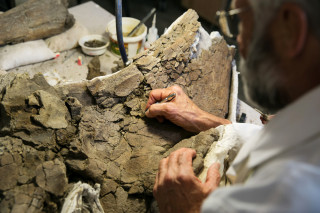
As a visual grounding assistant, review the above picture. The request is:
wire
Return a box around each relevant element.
[115,0,128,65]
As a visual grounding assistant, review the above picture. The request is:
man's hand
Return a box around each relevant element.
[145,85,231,132]
[153,148,221,213]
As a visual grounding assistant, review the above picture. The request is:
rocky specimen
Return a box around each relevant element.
[0,0,75,45]
[0,10,235,212]
[136,11,234,117]
[87,56,105,80]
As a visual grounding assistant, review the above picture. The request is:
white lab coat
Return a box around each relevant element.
[202,85,320,213]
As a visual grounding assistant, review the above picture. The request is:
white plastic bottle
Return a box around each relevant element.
[144,14,159,50]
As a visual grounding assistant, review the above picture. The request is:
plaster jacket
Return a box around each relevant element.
[202,85,320,212]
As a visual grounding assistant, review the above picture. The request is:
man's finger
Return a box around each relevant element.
[153,171,159,197]
[178,148,196,171]
[147,89,174,108]
[147,89,164,105]
[146,102,170,118]
[204,163,221,192]
[173,149,197,185]
[158,157,169,184]
[167,151,180,175]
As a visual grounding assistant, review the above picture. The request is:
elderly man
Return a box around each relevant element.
[145,0,320,212]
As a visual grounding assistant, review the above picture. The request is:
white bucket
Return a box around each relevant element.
[106,17,147,58]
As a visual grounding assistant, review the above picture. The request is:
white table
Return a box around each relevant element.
[69,1,114,35]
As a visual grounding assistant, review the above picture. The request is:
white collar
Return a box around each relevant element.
[231,85,320,174]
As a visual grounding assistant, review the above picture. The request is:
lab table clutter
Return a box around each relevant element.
[0,1,155,86]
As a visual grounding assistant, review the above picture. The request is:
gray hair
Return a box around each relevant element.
[248,0,320,39]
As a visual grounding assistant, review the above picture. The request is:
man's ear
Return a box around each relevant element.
[275,3,308,58]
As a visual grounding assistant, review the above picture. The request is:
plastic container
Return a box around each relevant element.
[106,17,147,58]
[79,35,109,56]
[144,14,158,50]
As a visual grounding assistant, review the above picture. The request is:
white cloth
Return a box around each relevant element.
[61,181,104,213]
[202,85,320,213]
[199,123,262,182]
[0,40,55,70]
[45,21,89,53]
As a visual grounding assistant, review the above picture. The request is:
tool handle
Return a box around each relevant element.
[128,8,156,37]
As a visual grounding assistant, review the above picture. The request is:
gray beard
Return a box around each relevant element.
[239,33,289,114]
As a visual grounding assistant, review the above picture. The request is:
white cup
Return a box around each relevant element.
[107,17,147,58]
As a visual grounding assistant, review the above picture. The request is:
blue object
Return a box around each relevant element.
[115,0,128,65]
